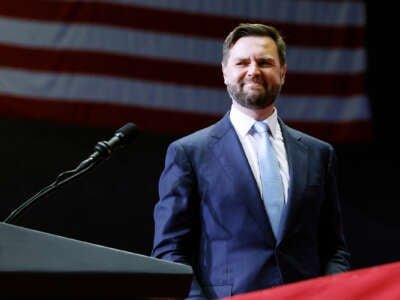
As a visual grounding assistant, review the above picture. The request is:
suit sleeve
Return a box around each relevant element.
[320,146,351,274]
[151,141,200,265]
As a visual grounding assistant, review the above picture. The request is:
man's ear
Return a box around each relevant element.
[280,64,287,84]
[221,63,228,85]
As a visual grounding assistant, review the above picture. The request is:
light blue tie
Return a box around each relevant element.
[253,121,284,238]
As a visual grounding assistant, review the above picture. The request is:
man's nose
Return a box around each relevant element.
[247,62,260,77]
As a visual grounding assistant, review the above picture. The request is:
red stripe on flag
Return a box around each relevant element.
[0,94,373,143]
[0,0,365,48]
[0,43,364,96]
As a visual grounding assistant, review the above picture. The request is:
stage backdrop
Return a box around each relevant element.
[1,0,370,143]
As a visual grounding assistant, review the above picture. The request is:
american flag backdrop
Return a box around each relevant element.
[0,0,371,143]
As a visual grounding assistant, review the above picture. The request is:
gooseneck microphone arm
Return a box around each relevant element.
[3,160,97,224]
[3,123,138,225]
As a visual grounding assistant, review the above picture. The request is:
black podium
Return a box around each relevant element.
[0,222,193,298]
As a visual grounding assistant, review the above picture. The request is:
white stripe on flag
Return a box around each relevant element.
[0,17,366,74]
[95,0,365,26]
[0,68,370,121]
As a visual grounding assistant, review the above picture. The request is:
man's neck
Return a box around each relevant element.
[232,101,275,121]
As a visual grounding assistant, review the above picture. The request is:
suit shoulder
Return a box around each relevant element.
[169,122,218,150]
[286,126,334,151]
[171,114,231,147]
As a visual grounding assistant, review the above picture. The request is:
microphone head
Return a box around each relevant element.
[115,122,139,145]
[92,122,139,160]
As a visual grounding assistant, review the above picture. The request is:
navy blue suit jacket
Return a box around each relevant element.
[152,113,350,299]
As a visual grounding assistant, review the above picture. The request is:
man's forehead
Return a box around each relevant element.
[232,36,275,47]
[232,53,275,59]
[228,37,278,57]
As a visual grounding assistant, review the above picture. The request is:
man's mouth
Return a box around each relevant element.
[244,81,264,89]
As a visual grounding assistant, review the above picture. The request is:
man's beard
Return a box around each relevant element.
[226,82,281,110]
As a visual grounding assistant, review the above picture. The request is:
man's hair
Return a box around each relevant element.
[222,23,286,66]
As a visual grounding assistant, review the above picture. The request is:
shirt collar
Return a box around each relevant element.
[229,105,280,138]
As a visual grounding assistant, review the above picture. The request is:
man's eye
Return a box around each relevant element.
[259,61,271,66]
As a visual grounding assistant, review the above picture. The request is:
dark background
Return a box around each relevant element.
[0,1,398,271]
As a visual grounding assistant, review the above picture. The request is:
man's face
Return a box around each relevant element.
[222,36,286,110]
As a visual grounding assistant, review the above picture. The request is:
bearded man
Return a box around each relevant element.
[152,23,351,299]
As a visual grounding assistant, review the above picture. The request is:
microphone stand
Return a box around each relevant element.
[3,122,138,225]
[3,141,111,225]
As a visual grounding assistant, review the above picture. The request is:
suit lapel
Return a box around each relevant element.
[209,114,274,240]
[277,121,308,244]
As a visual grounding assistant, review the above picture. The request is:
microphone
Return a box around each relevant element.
[76,122,139,171]
[3,122,139,224]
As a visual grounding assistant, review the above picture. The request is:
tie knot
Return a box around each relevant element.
[253,121,269,134]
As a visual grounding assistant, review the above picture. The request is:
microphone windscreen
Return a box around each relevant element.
[116,123,139,144]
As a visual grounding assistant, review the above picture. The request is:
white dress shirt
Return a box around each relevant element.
[229,105,290,203]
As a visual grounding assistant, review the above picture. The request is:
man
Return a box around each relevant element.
[152,23,351,299]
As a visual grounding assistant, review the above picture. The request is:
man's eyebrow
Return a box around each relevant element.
[233,57,249,61]
[257,55,275,60]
